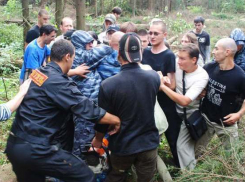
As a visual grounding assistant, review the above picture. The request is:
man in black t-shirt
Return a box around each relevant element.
[196,38,245,153]
[24,9,49,49]
[142,19,182,167]
[93,33,160,182]
[190,16,210,63]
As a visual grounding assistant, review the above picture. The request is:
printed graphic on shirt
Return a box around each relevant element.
[30,69,48,86]
[207,78,226,106]
[198,37,206,43]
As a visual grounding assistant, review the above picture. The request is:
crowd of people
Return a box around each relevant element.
[0,6,245,182]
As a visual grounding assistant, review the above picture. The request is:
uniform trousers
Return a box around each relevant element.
[5,135,95,182]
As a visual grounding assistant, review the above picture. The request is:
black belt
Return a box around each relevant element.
[8,133,29,144]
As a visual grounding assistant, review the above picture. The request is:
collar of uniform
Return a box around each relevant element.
[121,63,140,71]
[47,61,63,74]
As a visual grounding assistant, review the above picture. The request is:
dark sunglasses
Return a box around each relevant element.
[148,31,162,36]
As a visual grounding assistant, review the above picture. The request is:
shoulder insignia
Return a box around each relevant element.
[29,69,48,86]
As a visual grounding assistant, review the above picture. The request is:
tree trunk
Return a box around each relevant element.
[76,0,86,30]
[22,0,30,51]
[39,0,48,8]
[95,0,98,17]
[101,0,104,15]
[132,0,136,17]
[55,0,64,35]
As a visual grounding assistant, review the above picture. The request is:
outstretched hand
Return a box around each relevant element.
[74,64,90,78]
[19,79,32,96]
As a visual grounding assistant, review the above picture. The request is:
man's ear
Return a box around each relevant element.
[163,32,167,38]
[64,53,70,61]
[192,57,197,65]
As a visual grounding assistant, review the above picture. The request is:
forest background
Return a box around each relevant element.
[0,0,245,181]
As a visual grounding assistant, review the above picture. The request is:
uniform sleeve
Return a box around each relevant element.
[52,84,106,124]
[25,29,39,43]
[0,104,11,121]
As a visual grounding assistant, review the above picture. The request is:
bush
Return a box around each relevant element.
[187,6,203,14]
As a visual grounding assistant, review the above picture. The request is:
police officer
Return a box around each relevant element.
[5,39,120,182]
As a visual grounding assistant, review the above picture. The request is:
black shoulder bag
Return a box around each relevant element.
[182,71,207,141]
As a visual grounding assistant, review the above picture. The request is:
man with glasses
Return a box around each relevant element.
[142,19,182,167]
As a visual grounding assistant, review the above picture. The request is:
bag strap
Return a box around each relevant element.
[182,71,188,126]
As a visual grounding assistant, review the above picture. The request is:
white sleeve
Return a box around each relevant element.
[185,72,209,101]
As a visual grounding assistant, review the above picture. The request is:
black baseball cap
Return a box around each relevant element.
[64,29,76,40]
[119,32,142,63]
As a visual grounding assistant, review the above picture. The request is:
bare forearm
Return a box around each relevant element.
[160,85,191,106]
[99,112,120,125]
[5,92,25,113]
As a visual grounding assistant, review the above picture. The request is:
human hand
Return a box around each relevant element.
[74,64,90,78]
[19,79,31,96]
[108,123,121,135]
[223,113,241,125]
[92,136,103,148]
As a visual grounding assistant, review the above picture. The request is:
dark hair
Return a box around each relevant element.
[88,31,98,41]
[120,22,137,33]
[194,16,205,25]
[179,43,199,63]
[137,29,148,36]
[112,7,122,15]
[51,39,74,62]
[64,29,76,40]
[38,9,48,16]
[40,25,58,36]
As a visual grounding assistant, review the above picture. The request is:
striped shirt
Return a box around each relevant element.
[0,104,11,121]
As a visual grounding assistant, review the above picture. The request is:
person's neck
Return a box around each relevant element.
[218,58,235,70]
[193,29,202,34]
[37,37,45,48]
[185,65,198,73]
[151,43,167,54]
[55,61,68,74]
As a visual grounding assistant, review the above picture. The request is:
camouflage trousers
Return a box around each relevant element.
[73,117,95,158]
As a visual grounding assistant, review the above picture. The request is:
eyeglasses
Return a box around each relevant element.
[148,31,163,36]
[87,40,94,44]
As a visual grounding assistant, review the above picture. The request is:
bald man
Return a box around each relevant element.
[196,38,245,154]
[49,17,74,47]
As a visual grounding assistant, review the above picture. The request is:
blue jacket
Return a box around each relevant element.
[230,28,245,71]
[71,30,120,102]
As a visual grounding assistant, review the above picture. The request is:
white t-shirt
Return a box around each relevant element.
[175,60,209,114]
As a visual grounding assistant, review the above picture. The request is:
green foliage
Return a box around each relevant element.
[0,23,22,76]
[0,77,19,165]
[175,121,245,181]
[0,23,23,46]
[3,0,22,19]
[187,6,203,14]
[221,0,245,13]
[211,12,232,19]
[167,13,192,35]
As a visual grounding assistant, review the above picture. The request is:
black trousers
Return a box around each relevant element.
[5,135,95,182]
[160,103,182,167]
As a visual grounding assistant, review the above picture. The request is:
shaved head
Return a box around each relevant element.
[217,38,237,56]
[110,31,125,51]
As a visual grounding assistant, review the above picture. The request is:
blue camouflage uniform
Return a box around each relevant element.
[230,28,245,72]
[71,30,120,157]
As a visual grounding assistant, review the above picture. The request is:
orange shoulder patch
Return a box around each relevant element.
[29,69,48,86]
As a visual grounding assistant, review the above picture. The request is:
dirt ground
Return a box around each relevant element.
[0,164,16,182]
